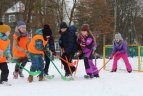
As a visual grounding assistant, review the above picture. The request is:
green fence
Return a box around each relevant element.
[105,45,143,58]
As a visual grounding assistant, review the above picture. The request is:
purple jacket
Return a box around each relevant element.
[78,35,96,57]
[112,40,127,54]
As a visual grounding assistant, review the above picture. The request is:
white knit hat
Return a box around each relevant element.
[115,33,123,40]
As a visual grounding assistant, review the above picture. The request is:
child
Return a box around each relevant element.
[42,24,56,76]
[0,23,12,85]
[12,21,29,79]
[58,22,77,77]
[78,24,99,79]
[110,33,132,73]
[28,29,49,83]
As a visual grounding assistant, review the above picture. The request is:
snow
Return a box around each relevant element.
[0,58,143,96]
[105,57,143,71]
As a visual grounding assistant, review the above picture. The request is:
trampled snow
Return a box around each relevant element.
[0,58,143,96]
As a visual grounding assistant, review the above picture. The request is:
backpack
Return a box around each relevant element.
[69,25,80,53]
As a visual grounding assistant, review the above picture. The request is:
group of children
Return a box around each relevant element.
[0,21,132,85]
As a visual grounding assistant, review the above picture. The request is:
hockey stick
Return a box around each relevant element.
[93,52,118,73]
[5,54,41,76]
[50,50,77,66]
[12,58,41,76]
[74,57,80,77]
[45,51,74,81]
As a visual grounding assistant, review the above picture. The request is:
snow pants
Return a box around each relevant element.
[84,51,99,75]
[0,62,9,83]
[112,52,132,71]
[30,54,44,76]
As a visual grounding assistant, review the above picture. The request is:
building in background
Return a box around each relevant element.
[2,1,25,26]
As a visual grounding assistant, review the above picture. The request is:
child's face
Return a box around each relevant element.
[5,31,10,36]
[115,38,120,42]
[46,36,50,39]
[81,31,88,36]
[19,27,26,33]
[60,28,67,33]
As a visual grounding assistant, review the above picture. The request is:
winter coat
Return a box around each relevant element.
[59,26,78,54]
[48,36,55,52]
[78,34,96,58]
[112,40,127,55]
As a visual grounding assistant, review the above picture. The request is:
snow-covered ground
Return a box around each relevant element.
[0,58,143,96]
[105,57,143,71]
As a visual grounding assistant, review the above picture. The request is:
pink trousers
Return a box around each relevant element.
[112,52,132,71]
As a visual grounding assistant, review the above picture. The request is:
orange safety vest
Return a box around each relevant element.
[0,38,10,63]
[12,34,29,58]
[28,34,48,55]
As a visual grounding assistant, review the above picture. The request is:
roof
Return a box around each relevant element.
[5,1,25,14]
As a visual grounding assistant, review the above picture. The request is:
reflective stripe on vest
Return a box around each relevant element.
[0,38,10,63]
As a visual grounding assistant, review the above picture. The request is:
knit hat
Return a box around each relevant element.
[60,22,68,29]
[16,20,26,28]
[42,24,52,36]
[114,33,123,40]
[0,24,11,33]
[0,21,3,25]
[42,24,52,41]
[81,24,90,32]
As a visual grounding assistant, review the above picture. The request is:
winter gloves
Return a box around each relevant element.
[109,54,114,59]
[74,51,81,58]
[0,49,12,62]
[80,35,86,48]
[52,51,56,56]
[110,51,120,59]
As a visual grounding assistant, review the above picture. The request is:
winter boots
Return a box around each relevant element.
[111,68,117,72]
[84,73,99,79]
[39,76,45,81]
[128,70,132,73]
[0,81,12,86]
[19,69,24,77]
[65,66,76,77]
[28,75,45,83]
[94,74,100,78]
[13,69,24,79]
[111,68,132,73]
[28,75,33,83]
[13,72,18,79]
[84,74,94,79]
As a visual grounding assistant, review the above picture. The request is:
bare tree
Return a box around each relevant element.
[112,0,139,44]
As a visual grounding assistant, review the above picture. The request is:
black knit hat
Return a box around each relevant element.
[42,24,52,40]
[60,22,68,29]
[0,21,3,25]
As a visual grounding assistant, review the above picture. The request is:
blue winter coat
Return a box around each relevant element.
[59,25,78,54]
[112,40,127,54]
[0,32,11,57]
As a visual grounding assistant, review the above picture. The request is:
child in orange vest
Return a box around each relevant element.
[12,21,29,79]
[0,23,12,86]
[28,29,49,83]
